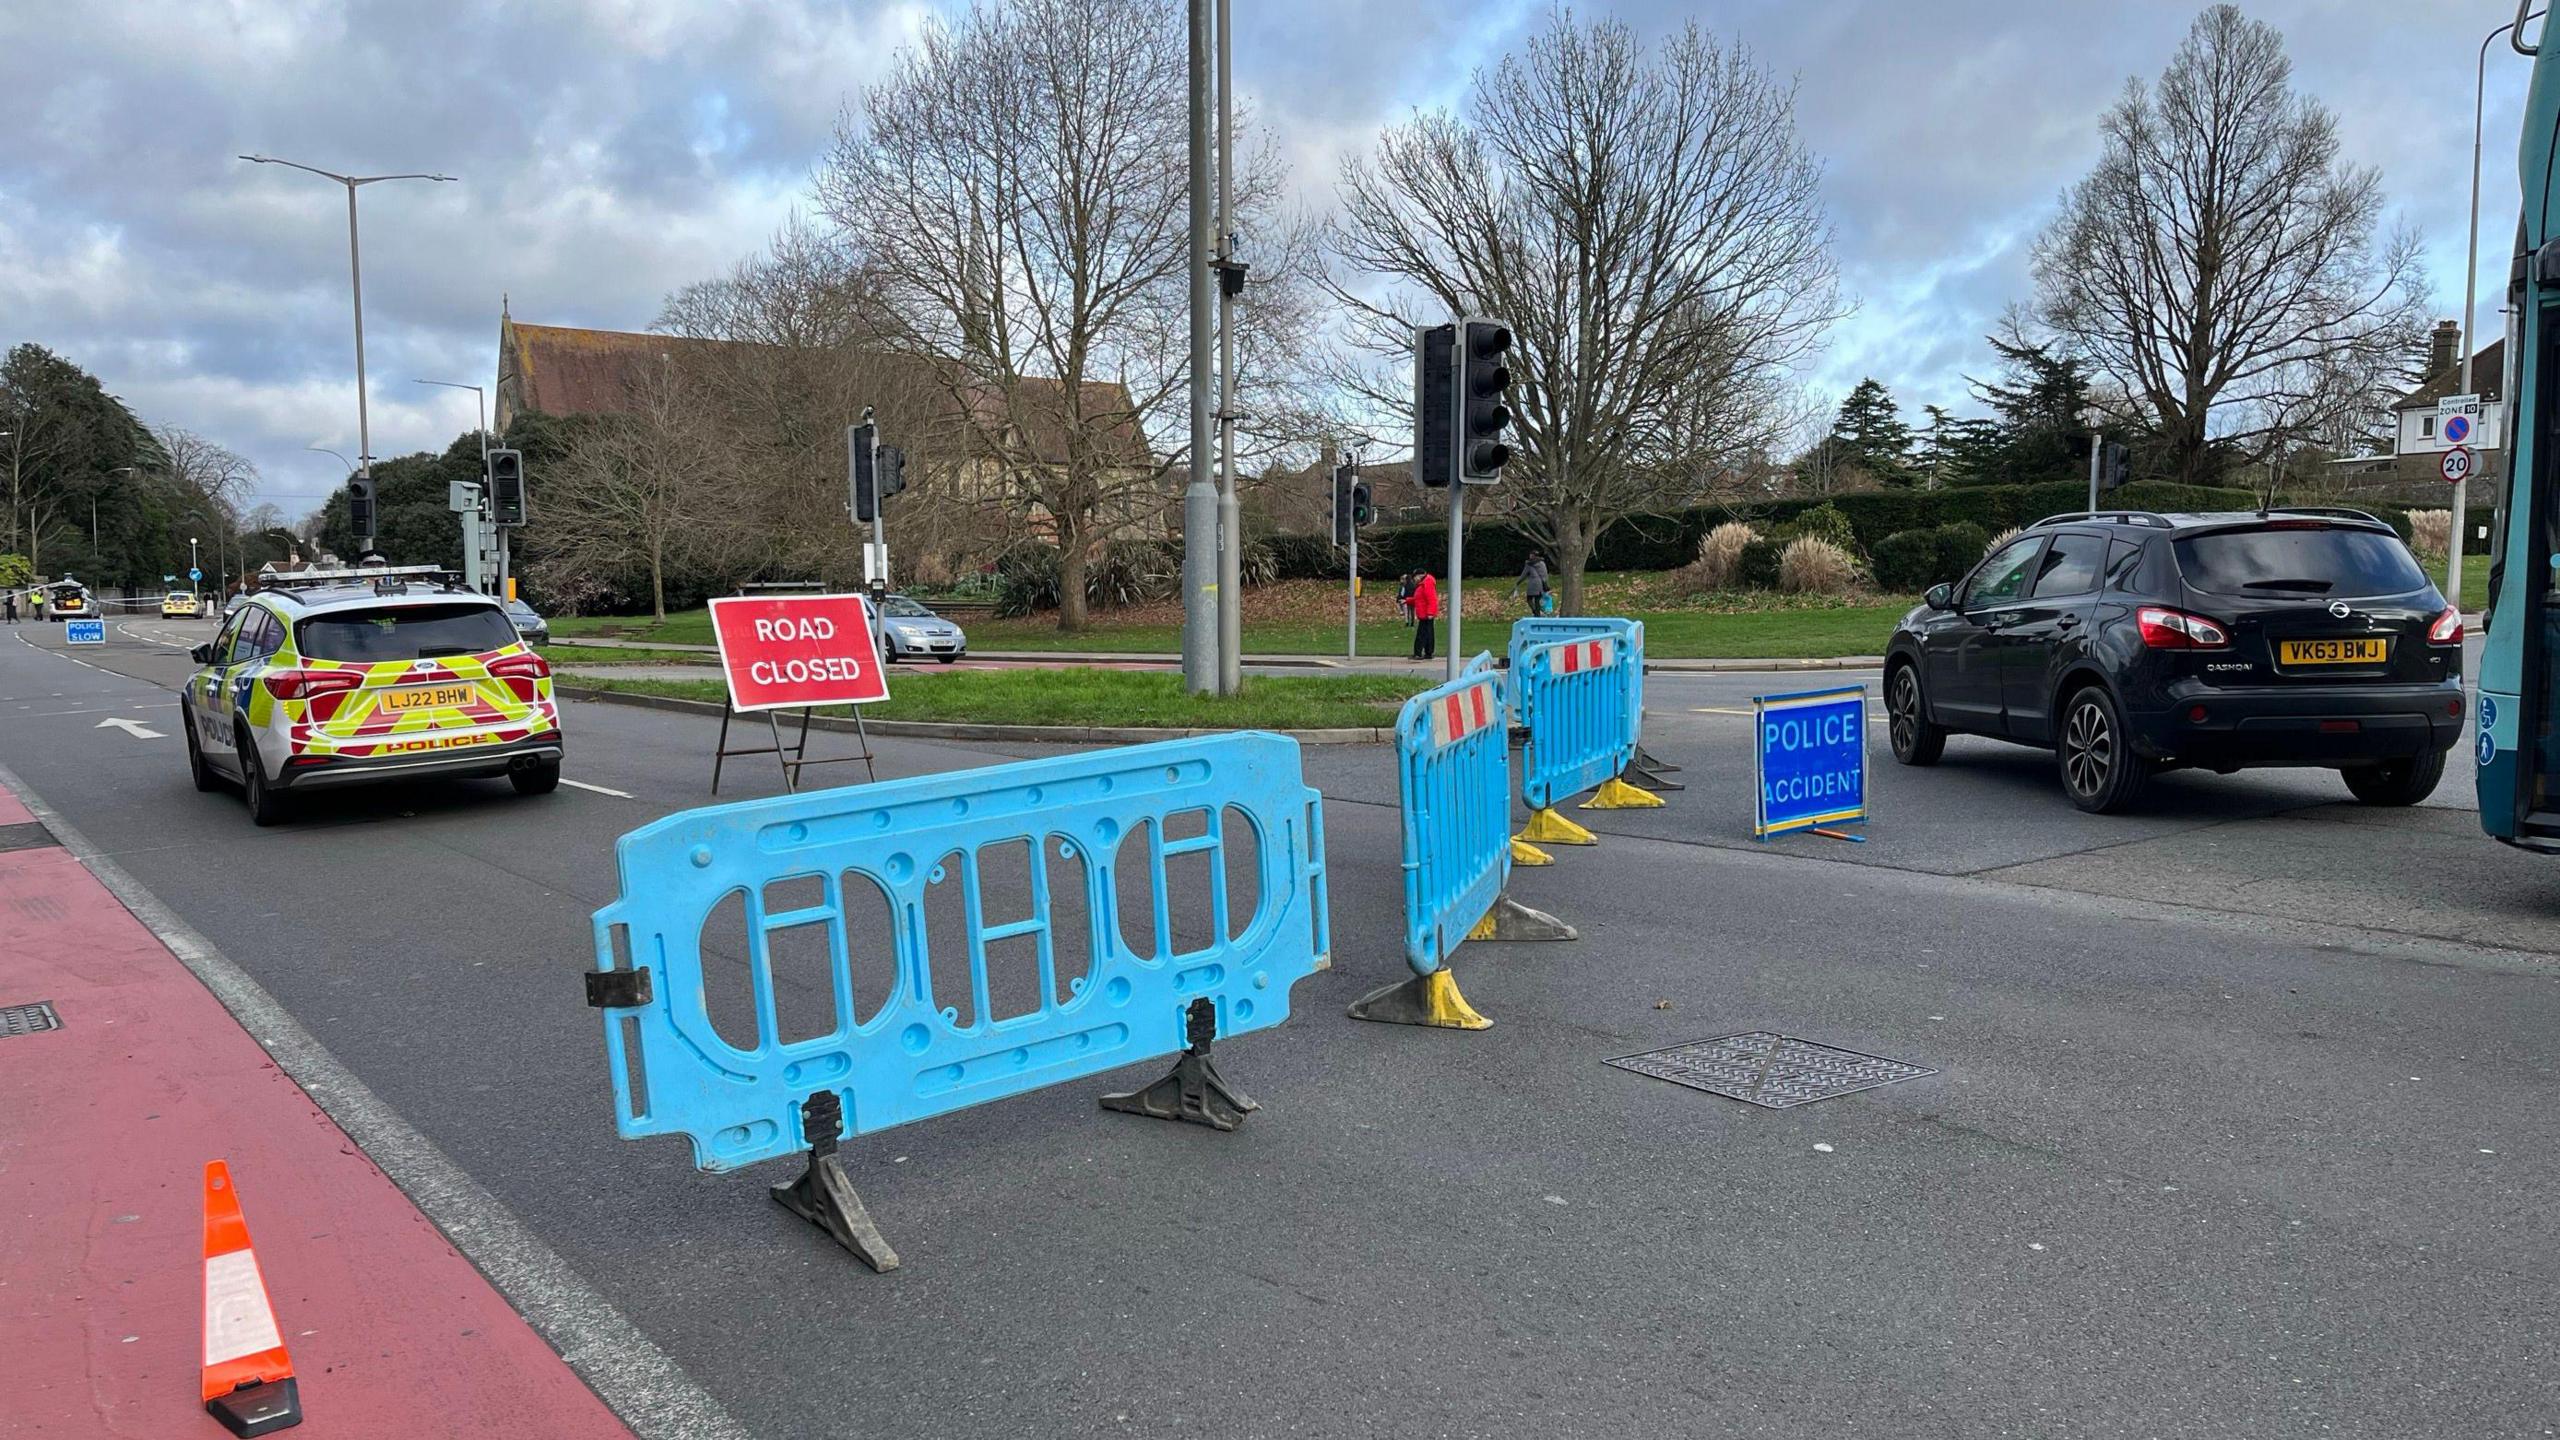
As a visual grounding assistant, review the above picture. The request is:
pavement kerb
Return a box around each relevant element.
[555,683,1394,744]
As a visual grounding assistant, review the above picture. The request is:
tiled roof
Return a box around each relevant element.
[2394,339,2504,410]
[496,317,1151,467]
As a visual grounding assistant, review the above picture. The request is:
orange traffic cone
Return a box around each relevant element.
[200,1160,303,1435]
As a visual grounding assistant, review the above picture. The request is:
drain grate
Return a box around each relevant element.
[0,822,56,854]
[0,1001,62,1039]
[1608,1032,1933,1109]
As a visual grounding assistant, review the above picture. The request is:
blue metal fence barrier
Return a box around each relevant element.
[585,731,1330,1268]
[1509,614,1679,792]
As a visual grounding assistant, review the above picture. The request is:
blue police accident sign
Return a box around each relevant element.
[1753,684,1868,838]
[65,619,105,645]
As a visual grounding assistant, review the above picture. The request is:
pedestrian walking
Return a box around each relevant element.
[3,591,16,625]
[1396,571,1417,624]
[1410,570,1439,661]
[1511,552,1550,617]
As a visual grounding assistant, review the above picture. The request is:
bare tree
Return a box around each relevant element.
[533,362,739,620]
[814,0,1310,628]
[2031,5,2425,486]
[1325,11,1840,612]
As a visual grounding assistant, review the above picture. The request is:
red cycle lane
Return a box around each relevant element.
[0,822,631,1439]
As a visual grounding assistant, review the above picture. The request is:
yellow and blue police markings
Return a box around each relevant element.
[1752,684,1868,840]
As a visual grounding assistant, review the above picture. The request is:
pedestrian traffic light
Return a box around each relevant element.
[1352,480,1374,528]
[488,448,527,526]
[2100,440,2131,493]
[346,475,376,545]
[1457,318,1513,485]
[1331,463,1357,547]
[1414,324,1456,488]
[849,421,880,522]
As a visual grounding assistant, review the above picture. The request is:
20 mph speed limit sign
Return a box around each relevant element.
[2441,445,2475,484]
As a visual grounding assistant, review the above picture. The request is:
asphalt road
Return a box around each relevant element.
[5,616,2557,1439]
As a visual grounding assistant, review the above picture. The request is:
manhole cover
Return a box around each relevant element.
[0,1001,62,1039]
[1608,1032,1933,1109]
[0,821,55,854]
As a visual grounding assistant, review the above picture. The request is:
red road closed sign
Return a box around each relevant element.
[708,594,890,712]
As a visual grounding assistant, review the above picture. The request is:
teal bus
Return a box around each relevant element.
[2482,6,2560,847]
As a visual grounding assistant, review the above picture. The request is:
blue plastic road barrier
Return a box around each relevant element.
[1508,616,1643,741]
[1753,685,1868,838]
[1517,635,1636,810]
[65,619,104,645]
[586,731,1330,1263]
[1400,664,1510,973]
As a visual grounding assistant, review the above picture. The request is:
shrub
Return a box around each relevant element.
[1784,502,1862,558]
[1870,530,1939,592]
[1983,526,2021,556]
[1675,521,1758,592]
[992,539,1180,616]
[1736,537,1785,590]
[1930,523,1989,585]
[1778,536,1862,595]
[2407,508,2452,561]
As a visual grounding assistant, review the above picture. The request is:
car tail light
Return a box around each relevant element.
[489,651,550,700]
[262,669,362,701]
[2136,606,2230,649]
[2427,606,2463,645]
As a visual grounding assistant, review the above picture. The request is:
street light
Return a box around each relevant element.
[238,154,455,549]
[2453,9,2542,613]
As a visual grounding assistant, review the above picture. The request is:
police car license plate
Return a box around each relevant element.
[378,682,479,712]
[2279,638,2387,666]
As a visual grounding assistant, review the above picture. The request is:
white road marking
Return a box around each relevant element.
[561,778,634,799]
[95,716,166,739]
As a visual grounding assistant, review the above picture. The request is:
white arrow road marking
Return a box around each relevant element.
[560,778,633,798]
[95,717,166,739]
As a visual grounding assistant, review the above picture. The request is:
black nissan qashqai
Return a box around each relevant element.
[1883,509,2466,814]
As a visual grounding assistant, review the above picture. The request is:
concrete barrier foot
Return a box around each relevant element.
[1581,776,1665,810]
[1467,893,1578,943]
[1509,837,1554,867]
[1100,1000,1260,1131]
[770,1149,901,1273]
[1518,807,1598,845]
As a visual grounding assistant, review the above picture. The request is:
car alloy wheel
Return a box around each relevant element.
[2062,696,2113,799]
[1888,669,1920,755]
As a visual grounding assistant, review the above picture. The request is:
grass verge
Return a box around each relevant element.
[540,642,716,665]
[563,666,1428,730]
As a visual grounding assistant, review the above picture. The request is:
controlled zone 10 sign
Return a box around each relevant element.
[708,593,889,713]
[1752,685,1868,838]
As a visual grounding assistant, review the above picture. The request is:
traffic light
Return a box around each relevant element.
[488,448,527,526]
[1352,480,1374,528]
[850,421,879,522]
[1331,463,1357,547]
[346,475,376,545]
[877,443,907,504]
[1414,324,1456,488]
[1458,318,1513,484]
[2099,440,2131,493]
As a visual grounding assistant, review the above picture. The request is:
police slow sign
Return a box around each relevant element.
[1752,685,1868,838]
[708,593,890,712]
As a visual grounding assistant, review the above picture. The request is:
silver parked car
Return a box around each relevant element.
[876,594,967,663]
[504,596,550,645]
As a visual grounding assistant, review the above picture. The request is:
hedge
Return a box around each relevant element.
[1282,484,2491,583]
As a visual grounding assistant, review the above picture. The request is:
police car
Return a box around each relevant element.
[181,565,563,824]
[161,590,201,618]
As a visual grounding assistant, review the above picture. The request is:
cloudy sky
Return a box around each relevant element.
[0,0,2528,518]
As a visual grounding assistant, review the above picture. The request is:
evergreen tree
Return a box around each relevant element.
[1827,377,1914,484]
[1960,333,2094,486]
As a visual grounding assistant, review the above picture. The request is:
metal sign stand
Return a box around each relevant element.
[707,583,881,796]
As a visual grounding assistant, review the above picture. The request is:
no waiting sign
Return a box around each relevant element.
[2441,445,2474,485]
[708,593,889,712]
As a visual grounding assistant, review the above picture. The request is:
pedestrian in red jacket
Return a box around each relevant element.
[1410,571,1439,661]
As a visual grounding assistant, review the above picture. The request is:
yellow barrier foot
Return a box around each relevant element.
[1466,892,1578,943]
[1518,807,1598,845]
[1099,997,1260,1131]
[1346,968,1491,1030]
[769,1092,901,1271]
[1581,776,1665,810]
[1510,838,1554,867]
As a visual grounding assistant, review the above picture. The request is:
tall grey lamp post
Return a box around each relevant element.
[2452,9,2542,611]
[237,155,455,549]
